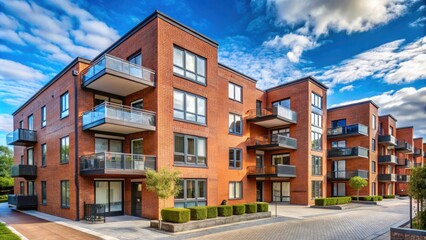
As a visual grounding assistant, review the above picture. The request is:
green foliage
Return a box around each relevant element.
[351,196,383,201]
[161,208,190,223]
[377,196,383,201]
[0,223,20,240]
[349,176,368,201]
[245,203,257,214]
[315,197,352,206]
[145,168,182,200]
[232,204,245,215]
[217,205,232,217]
[206,206,218,218]
[383,194,395,199]
[187,207,207,220]
[0,146,13,188]
[256,202,269,212]
[0,195,8,203]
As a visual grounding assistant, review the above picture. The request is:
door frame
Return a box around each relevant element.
[94,180,125,216]
[271,181,290,202]
[131,182,142,217]
[256,181,264,202]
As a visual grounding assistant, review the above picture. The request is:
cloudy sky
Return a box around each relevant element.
[0,0,425,145]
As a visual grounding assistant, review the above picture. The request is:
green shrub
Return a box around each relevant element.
[383,194,395,199]
[377,196,383,201]
[0,195,8,203]
[206,206,218,218]
[233,204,246,215]
[187,207,207,220]
[256,202,269,212]
[315,197,351,206]
[161,208,190,223]
[217,205,233,217]
[245,203,257,214]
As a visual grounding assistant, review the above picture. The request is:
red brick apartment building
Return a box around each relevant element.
[6,11,423,221]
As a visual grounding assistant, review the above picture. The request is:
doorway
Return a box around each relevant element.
[95,180,124,216]
[131,182,142,217]
[256,155,264,168]
[256,182,263,202]
[272,182,290,202]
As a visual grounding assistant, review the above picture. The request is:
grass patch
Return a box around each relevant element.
[0,223,20,240]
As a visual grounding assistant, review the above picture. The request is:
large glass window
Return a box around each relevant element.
[331,119,346,128]
[173,47,206,84]
[27,181,35,196]
[312,181,323,199]
[19,181,24,195]
[128,52,142,65]
[311,132,322,150]
[229,148,242,169]
[228,113,242,135]
[332,182,345,197]
[28,114,33,130]
[272,154,290,165]
[175,179,206,208]
[229,182,242,200]
[173,90,206,124]
[60,92,69,118]
[312,112,322,127]
[61,180,70,208]
[174,134,206,166]
[41,181,47,205]
[273,99,290,109]
[41,106,46,127]
[312,156,322,176]
[228,82,242,102]
[331,140,346,148]
[312,92,322,109]
[60,136,69,164]
[41,144,46,167]
[27,148,34,165]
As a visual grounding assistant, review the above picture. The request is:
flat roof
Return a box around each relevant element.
[379,114,398,122]
[265,76,328,92]
[328,100,380,111]
[397,126,414,130]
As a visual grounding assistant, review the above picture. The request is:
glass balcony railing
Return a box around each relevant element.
[246,105,297,126]
[396,158,411,168]
[397,175,410,182]
[396,141,413,152]
[378,135,397,146]
[11,164,37,180]
[82,55,155,85]
[327,124,368,138]
[80,152,156,175]
[327,147,369,159]
[413,147,423,157]
[246,134,297,150]
[8,194,38,210]
[247,164,296,178]
[6,129,37,146]
[327,170,368,179]
[378,173,397,182]
[378,155,398,165]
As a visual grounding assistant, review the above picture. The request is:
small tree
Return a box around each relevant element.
[0,146,14,189]
[408,166,426,229]
[145,168,182,229]
[349,176,368,201]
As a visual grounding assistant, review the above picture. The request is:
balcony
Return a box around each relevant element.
[413,147,423,157]
[80,152,156,176]
[327,170,368,180]
[327,124,368,138]
[378,135,398,147]
[8,195,37,210]
[246,134,297,151]
[327,147,369,159]
[6,129,37,146]
[397,174,410,182]
[247,164,296,179]
[11,164,37,180]
[378,173,397,182]
[82,102,156,134]
[396,158,411,168]
[395,141,413,153]
[246,105,297,128]
[378,155,398,165]
[82,55,155,96]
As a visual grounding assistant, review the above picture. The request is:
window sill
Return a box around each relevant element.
[173,118,207,127]
[61,206,70,209]
[228,198,242,201]
[60,162,69,165]
[228,98,243,104]
[311,149,323,153]
[173,73,207,87]
[174,164,208,169]
[229,167,242,170]
[40,165,47,168]
[60,115,69,120]
[228,132,243,137]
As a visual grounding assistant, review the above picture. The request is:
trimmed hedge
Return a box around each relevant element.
[383,194,395,199]
[161,208,190,223]
[187,207,207,220]
[245,203,257,214]
[315,197,352,206]
[233,204,246,215]
[352,196,384,201]
[256,202,269,212]
[206,206,218,219]
[218,205,233,217]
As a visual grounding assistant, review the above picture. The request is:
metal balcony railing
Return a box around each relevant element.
[327,170,368,179]
[378,155,398,165]
[413,147,423,157]
[327,124,368,137]
[246,134,297,149]
[397,175,410,182]
[396,141,413,152]
[6,129,37,145]
[378,173,397,182]
[80,152,156,173]
[327,147,369,159]
[11,164,37,180]
[8,195,38,210]
[247,164,296,178]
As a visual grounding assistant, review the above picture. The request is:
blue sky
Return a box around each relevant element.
[0,0,425,146]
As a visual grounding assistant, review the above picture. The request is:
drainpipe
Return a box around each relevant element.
[72,69,80,221]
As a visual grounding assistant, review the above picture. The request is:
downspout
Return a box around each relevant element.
[72,69,80,221]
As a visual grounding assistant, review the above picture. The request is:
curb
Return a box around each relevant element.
[0,219,29,240]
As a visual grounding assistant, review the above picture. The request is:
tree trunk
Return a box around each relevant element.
[357,189,360,201]
[158,199,165,230]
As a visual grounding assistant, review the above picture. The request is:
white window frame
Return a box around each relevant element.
[228,82,242,102]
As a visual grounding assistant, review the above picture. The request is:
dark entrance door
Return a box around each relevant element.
[256,182,263,202]
[131,183,142,217]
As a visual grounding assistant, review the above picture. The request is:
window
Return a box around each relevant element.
[256,100,262,117]
[312,156,322,175]
[41,144,46,167]
[41,106,46,127]
[173,47,206,84]
[175,179,206,208]
[312,181,322,199]
[372,115,376,130]
[173,90,206,124]
[311,132,322,150]
[41,181,47,205]
[272,154,290,165]
[372,182,376,196]
[20,155,24,164]
[272,128,290,137]
[228,113,242,135]
[27,181,35,195]
[333,182,346,197]
[229,182,242,199]
[372,161,376,173]
[389,126,394,136]
[131,99,143,110]
[61,180,70,208]
[27,148,34,165]
[60,92,69,118]
[60,136,69,164]
[28,114,33,130]
[128,52,142,65]
[273,99,290,109]
[19,120,23,129]
[312,92,322,109]
[387,164,393,173]
[228,82,242,102]
[19,181,24,195]
[229,148,242,169]
[331,140,346,148]
[174,134,206,166]
[331,119,346,128]
[372,139,376,151]
[312,112,322,127]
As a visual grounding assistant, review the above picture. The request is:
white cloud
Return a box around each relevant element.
[263,33,318,62]
[410,17,426,27]
[267,0,413,36]
[0,29,26,46]
[339,85,354,92]
[0,12,20,30]
[0,114,13,132]
[332,87,426,138]
[0,44,12,53]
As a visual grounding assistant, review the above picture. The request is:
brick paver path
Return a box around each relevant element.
[0,203,100,240]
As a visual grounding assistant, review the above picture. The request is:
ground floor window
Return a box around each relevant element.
[229,181,242,200]
[175,179,207,208]
[312,181,323,199]
[41,181,47,205]
[61,180,70,208]
[27,181,35,196]
[95,180,123,215]
[332,182,345,196]
[272,182,290,202]
[372,182,376,195]
[19,181,24,195]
